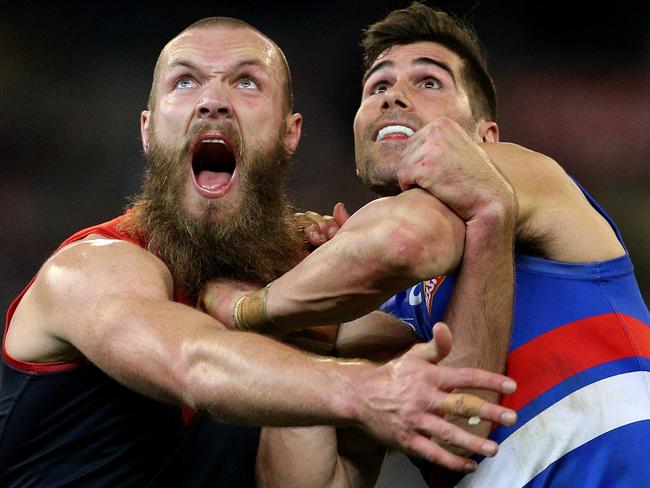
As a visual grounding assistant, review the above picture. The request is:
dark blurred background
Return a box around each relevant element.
[2,0,649,316]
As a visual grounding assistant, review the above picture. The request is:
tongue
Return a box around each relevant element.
[383,133,409,141]
[197,170,232,191]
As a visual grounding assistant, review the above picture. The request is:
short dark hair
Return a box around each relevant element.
[361,2,496,121]
[148,17,293,113]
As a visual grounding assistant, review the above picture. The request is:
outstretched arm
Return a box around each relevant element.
[6,237,516,472]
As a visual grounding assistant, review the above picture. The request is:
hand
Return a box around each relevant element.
[199,279,260,329]
[295,202,350,250]
[397,116,516,223]
[352,322,517,472]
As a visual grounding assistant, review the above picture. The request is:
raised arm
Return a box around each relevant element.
[390,117,516,487]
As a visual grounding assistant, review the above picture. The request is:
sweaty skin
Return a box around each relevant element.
[254,39,625,487]
[4,23,518,479]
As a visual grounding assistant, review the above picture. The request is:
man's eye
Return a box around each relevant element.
[175,77,196,89]
[372,83,390,95]
[422,78,441,89]
[238,78,259,89]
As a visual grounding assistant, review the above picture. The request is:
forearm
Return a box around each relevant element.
[86,296,362,427]
[433,202,516,463]
[257,427,340,488]
[257,426,383,488]
[264,189,465,331]
[442,206,516,373]
[181,324,367,426]
[201,190,464,334]
[335,311,418,362]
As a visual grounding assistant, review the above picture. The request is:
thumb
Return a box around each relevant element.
[432,321,452,358]
[333,202,351,226]
[406,322,453,363]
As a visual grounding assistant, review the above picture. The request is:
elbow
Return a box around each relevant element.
[175,328,237,420]
[176,341,214,412]
[378,210,465,281]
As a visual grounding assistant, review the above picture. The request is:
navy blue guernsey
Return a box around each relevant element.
[1,215,259,487]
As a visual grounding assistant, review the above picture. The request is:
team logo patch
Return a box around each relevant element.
[424,275,446,316]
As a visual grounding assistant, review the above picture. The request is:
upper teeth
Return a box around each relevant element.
[377,125,414,142]
[202,139,226,144]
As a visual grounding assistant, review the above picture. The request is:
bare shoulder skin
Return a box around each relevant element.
[480,142,625,262]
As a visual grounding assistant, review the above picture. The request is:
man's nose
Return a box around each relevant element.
[196,81,231,119]
[381,80,411,111]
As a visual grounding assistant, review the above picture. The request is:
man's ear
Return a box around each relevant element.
[284,112,303,154]
[140,110,151,153]
[478,120,499,143]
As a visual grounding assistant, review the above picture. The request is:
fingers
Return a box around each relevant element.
[440,393,486,418]
[423,413,499,459]
[198,280,253,329]
[404,411,506,471]
[431,321,452,357]
[406,434,478,472]
[396,162,422,192]
[437,391,517,427]
[406,341,448,364]
[404,322,452,363]
[434,366,517,398]
[333,202,350,226]
[295,211,342,247]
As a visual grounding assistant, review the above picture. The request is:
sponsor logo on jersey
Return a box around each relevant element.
[424,275,446,315]
[408,285,423,306]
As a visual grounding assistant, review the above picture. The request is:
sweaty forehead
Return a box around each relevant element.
[161,25,282,74]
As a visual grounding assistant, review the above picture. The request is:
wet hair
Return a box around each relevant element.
[147,17,293,113]
[361,2,496,121]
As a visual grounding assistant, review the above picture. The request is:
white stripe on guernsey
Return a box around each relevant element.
[457,371,650,488]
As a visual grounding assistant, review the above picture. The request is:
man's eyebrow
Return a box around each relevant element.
[413,57,456,86]
[165,58,199,73]
[362,56,457,87]
[233,59,267,71]
[165,58,267,74]
[362,60,393,87]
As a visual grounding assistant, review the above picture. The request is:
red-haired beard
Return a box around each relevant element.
[123,122,302,300]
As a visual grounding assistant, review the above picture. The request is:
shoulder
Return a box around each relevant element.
[482,143,625,262]
[6,236,172,363]
[41,235,172,302]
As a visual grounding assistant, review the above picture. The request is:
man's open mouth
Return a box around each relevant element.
[374,124,415,142]
[191,135,237,197]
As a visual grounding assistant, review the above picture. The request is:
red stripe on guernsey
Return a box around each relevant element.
[503,313,650,411]
[181,406,197,426]
[3,213,143,374]
[2,281,87,373]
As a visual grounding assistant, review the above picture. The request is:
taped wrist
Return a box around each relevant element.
[232,283,275,331]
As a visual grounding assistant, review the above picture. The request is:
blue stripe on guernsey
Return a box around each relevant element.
[510,255,646,350]
[525,420,650,487]
[491,356,650,444]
